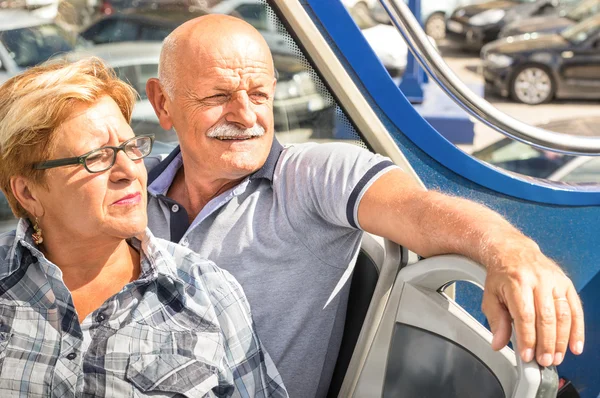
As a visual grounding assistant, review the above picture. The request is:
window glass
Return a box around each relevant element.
[88,20,139,44]
[562,14,600,44]
[560,158,600,183]
[234,4,269,31]
[139,25,172,40]
[472,139,574,179]
[0,24,75,68]
[114,63,158,100]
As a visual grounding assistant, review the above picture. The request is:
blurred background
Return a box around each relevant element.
[1,0,600,228]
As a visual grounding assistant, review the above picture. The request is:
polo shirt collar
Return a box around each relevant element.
[250,137,283,182]
[147,136,284,187]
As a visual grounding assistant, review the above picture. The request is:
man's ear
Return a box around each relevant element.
[146,78,174,131]
[10,176,44,218]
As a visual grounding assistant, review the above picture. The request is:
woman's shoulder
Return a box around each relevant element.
[148,235,236,289]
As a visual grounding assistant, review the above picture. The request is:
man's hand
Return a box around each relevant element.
[357,169,585,367]
[482,241,585,366]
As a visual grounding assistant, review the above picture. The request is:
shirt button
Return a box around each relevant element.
[181,238,189,247]
[171,204,179,212]
[66,352,77,360]
[95,313,106,323]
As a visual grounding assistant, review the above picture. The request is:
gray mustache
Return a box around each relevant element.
[206,122,266,138]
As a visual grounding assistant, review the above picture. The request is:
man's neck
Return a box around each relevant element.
[167,167,245,224]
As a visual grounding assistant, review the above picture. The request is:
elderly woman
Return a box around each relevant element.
[0,58,287,397]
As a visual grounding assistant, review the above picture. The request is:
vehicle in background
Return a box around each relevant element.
[80,7,208,44]
[473,117,600,182]
[446,0,578,51]
[481,14,600,104]
[0,9,84,84]
[90,0,206,17]
[499,0,600,38]
[61,41,335,137]
[371,0,482,40]
[213,0,408,77]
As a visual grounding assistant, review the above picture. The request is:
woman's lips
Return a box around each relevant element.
[112,192,141,206]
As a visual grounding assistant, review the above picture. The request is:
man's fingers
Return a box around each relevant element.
[567,285,585,356]
[552,292,571,365]
[534,287,557,367]
[482,292,512,351]
[503,284,536,362]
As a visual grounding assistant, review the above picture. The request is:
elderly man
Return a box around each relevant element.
[145,14,584,398]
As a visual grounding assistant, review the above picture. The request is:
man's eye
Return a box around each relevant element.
[203,94,229,103]
[251,93,269,101]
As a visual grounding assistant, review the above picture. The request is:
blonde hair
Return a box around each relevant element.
[0,57,137,218]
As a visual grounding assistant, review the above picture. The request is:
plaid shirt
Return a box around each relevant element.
[0,219,287,398]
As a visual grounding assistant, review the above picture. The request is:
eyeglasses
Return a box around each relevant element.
[33,135,155,174]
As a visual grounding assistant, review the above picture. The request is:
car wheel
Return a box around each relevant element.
[510,66,555,105]
[425,13,446,40]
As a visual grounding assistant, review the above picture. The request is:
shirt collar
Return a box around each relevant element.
[249,137,283,182]
[129,228,180,282]
[0,221,180,285]
[147,136,284,191]
[0,218,45,280]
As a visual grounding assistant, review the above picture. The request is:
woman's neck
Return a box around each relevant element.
[41,235,141,302]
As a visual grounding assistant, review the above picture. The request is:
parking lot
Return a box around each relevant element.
[438,40,600,153]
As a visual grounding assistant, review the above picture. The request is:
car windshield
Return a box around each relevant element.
[565,0,600,22]
[113,63,158,100]
[0,23,75,68]
[472,139,575,179]
[561,14,600,44]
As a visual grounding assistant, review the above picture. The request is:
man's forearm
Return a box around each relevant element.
[410,190,542,270]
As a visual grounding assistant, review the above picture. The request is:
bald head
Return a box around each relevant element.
[158,14,275,99]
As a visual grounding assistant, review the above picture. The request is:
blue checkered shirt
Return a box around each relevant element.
[0,219,287,397]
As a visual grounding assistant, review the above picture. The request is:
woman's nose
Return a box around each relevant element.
[110,150,139,181]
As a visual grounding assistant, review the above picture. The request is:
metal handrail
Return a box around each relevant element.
[379,0,600,156]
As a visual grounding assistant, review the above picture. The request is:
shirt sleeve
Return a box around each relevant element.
[276,142,399,230]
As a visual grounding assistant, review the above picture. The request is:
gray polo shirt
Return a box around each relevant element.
[146,139,397,398]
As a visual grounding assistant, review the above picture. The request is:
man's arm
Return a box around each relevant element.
[357,168,585,367]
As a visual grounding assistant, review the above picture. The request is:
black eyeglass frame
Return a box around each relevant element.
[32,134,155,173]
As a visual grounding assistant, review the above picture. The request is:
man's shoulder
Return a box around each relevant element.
[278,141,374,169]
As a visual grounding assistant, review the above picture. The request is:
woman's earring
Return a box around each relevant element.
[32,217,43,245]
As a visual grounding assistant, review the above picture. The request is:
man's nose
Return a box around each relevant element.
[225,91,258,128]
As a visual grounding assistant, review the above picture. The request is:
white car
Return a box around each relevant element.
[0,9,80,84]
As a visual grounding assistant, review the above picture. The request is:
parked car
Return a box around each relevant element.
[0,9,83,84]
[212,0,408,77]
[61,41,335,135]
[499,0,600,38]
[446,0,578,51]
[371,0,481,40]
[473,120,600,183]
[80,7,208,44]
[481,14,600,104]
